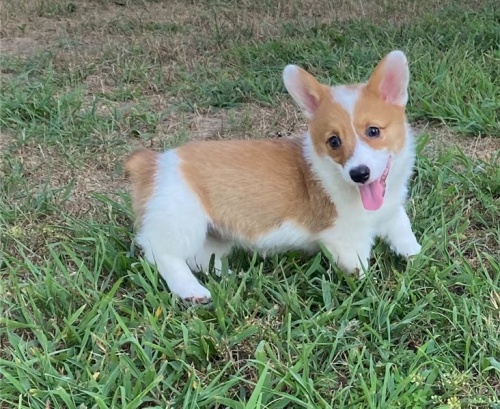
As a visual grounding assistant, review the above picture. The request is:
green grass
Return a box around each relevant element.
[1,0,500,408]
[175,5,500,135]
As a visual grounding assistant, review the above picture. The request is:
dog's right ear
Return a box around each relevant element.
[283,65,324,118]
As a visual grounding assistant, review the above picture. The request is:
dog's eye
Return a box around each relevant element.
[366,126,380,138]
[327,135,342,149]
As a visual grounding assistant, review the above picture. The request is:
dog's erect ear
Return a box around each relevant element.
[283,65,324,118]
[366,50,409,106]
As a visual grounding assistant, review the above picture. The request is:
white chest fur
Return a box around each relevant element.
[302,131,418,274]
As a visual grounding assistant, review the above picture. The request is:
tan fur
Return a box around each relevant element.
[308,84,358,167]
[178,138,336,240]
[355,87,406,153]
[125,149,158,225]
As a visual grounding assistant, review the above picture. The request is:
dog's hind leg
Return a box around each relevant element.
[187,236,233,276]
[136,150,212,302]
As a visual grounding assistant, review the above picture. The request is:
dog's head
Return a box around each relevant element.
[283,50,410,211]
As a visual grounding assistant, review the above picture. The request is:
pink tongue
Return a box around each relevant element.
[359,180,385,211]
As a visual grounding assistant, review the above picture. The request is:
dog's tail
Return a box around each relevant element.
[125,149,159,225]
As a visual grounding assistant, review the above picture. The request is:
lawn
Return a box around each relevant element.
[0,0,499,408]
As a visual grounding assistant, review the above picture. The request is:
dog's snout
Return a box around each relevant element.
[349,165,370,184]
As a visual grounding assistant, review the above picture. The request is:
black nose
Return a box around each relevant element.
[349,165,370,183]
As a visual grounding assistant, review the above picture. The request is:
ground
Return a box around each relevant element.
[0,0,499,408]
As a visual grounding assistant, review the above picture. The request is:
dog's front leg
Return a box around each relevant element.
[381,206,421,258]
[322,234,373,279]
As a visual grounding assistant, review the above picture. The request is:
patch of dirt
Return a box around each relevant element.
[0,37,41,56]
[415,123,500,162]
[9,141,125,221]
[123,99,308,156]
[177,100,306,142]
[0,132,13,152]
[83,75,117,96]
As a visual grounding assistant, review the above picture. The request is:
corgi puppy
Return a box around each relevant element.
[125,50,421,302]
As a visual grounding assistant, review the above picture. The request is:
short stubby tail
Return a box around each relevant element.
[124,149,159,224]
[125,149,158,179]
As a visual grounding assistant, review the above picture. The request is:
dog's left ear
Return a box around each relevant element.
[367,50,409,106]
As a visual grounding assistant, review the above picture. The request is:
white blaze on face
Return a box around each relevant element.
[332,86,358,117]
[332,86,392,211]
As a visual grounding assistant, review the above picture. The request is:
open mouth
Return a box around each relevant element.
[358,158,392,211]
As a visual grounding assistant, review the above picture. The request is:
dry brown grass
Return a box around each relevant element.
[0,0,487,66]
[417,123,500,161]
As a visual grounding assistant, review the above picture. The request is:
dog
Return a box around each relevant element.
[125,50,421,302]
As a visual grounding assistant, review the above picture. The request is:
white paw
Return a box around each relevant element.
[336,254,369,279]
[392,239,421,259]
[186,257,232,277]
[214,266,233,277]
[185,258,207,273]
[172,282,211,303]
